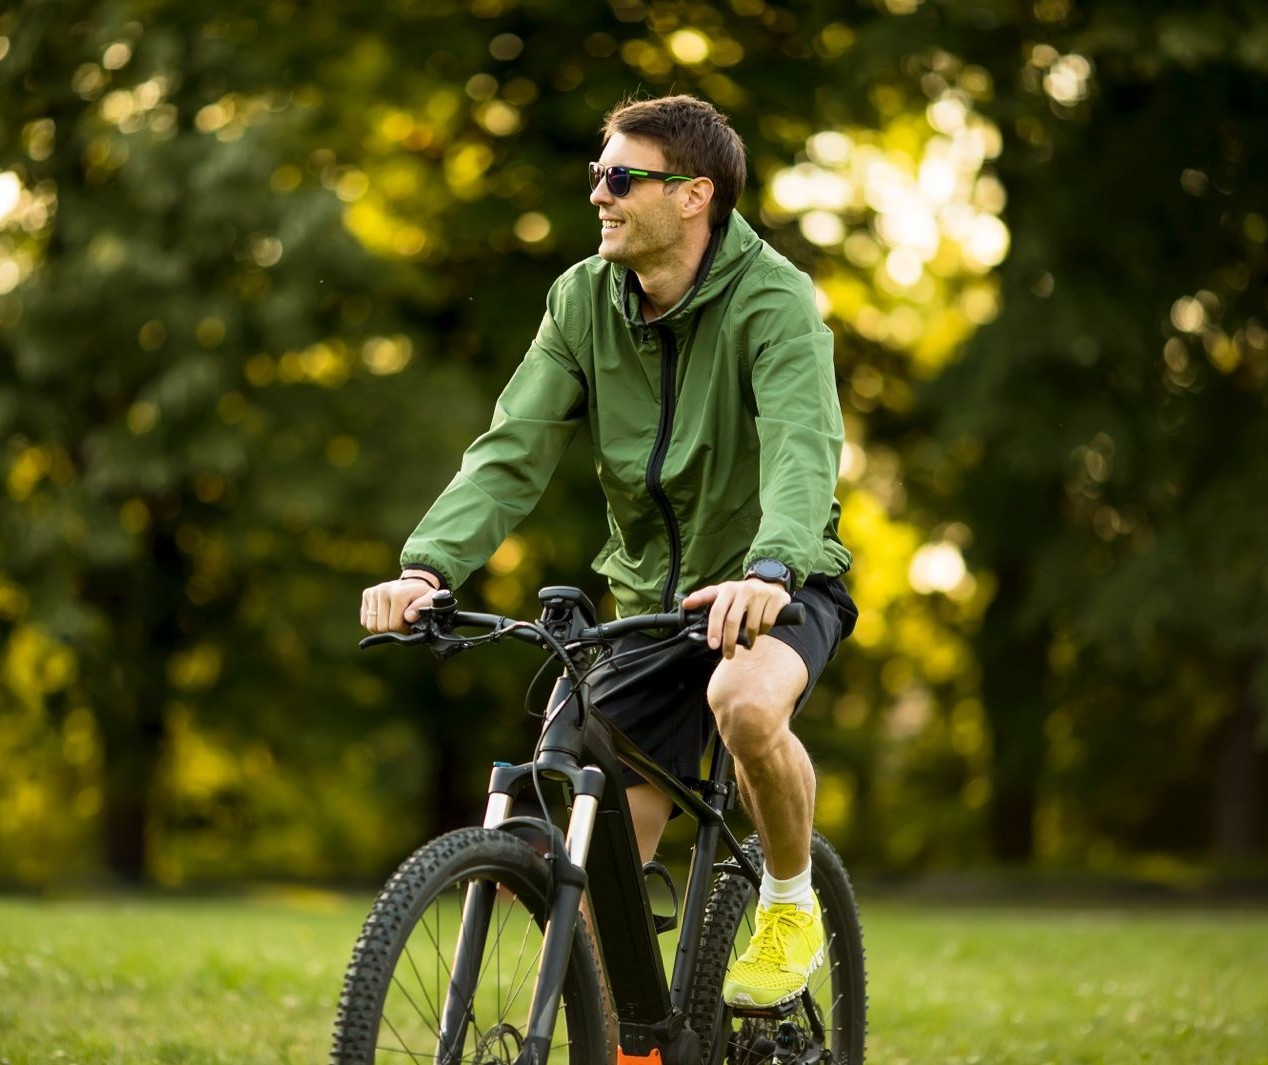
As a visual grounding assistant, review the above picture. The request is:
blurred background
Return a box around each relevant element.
[1,0,1265,892]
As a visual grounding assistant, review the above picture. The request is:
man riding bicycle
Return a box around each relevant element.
[360,93,856,1011]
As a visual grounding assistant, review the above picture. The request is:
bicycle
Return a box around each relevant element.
[331,584,866,1064]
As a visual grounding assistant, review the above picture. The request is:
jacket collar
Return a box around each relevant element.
[610,212,762,332]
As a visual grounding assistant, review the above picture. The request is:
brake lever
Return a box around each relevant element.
[358,630,434,650]
[680,606,710,645]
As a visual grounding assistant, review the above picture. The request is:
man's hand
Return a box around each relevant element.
[360,571,443,633]
[681,578,792,659]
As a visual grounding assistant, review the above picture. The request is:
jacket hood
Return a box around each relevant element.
[609,212,764,332]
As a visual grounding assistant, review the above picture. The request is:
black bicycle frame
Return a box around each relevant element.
[466,667,764,1065]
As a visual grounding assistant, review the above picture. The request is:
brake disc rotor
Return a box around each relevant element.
[473,1021,525,1063]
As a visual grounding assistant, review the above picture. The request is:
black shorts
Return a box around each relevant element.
[585,574,858,790]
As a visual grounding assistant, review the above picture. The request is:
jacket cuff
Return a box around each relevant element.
[400,564,449,590]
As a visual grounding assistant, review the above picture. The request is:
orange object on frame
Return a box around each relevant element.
[616,1048,663,1064]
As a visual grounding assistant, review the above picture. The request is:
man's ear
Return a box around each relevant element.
[679,177,715,221]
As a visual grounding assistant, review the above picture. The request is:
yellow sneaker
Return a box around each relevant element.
[722,897,824,1008]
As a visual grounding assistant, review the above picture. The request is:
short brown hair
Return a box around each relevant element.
[602,94,747,227]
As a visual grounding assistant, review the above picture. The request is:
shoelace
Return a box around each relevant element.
[749,906,809,966]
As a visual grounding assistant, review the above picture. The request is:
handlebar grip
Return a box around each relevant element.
[775,602,806,627]
[733,601,806,650]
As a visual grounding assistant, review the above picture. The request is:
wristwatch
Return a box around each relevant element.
[745,558,794,595]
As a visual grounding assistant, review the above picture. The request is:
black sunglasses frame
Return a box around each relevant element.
[588,162,696,197]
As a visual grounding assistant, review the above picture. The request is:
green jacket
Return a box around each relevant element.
[401,212,852,616]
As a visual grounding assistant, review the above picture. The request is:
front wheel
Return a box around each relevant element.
[332,826,613,1064]
[689,832,867,1064]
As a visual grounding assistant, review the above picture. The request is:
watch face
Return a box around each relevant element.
[750,559,791,587]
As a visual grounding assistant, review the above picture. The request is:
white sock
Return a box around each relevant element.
[759,861,814,912]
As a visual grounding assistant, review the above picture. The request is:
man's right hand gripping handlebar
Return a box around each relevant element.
[360,570,444,633]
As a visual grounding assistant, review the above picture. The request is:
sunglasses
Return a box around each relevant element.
[588,162,696,197]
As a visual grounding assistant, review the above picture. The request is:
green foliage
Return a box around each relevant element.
[1,0,1266,885]
[916,0,1268,862]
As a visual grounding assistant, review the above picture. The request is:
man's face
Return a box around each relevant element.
[589,132,687,271]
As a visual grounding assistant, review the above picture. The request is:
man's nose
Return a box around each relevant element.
[589,177,612,206]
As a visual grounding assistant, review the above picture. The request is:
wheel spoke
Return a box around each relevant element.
[501,902,537,1017]
[473,883,526,1007]
[378,1009,434,1061]
[396,887,470,1052]
[337,829,672,1063]
[502,932,546,1021]
[390,957,444,1044]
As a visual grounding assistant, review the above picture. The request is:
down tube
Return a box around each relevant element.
[604,728,761,1014]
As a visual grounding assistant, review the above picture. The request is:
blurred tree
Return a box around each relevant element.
[921,1,1268,863]
[0,0,509,881]
[3,0,1265,886]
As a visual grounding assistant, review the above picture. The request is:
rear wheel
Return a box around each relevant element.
[689,832,867,1063]
[332,827,612,1064]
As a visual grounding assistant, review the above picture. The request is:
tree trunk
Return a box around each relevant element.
[979,566,1050,864]
[88,524,185,882]
[430,724,486,835]
[1212,691,1266,860]
[98,674,167,882]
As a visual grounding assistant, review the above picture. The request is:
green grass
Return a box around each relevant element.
[0,889,357,1064]
[0,893,1266,1064]
[862,904,1268,1065]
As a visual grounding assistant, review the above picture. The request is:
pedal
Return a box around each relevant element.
[728,998,800,1020]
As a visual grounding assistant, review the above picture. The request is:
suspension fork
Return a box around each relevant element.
[437,877,498,1063]
[516,766,605,1065]
[434,771,520,1061]
[455,758,606,1065]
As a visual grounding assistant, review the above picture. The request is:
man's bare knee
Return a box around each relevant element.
[716,699,788,763]
[709,675,793,762]
[708,639,807,762]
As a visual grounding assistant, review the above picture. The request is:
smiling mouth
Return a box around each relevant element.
[600,219,623,230]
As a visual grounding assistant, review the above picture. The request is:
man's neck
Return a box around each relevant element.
[634,225,712,322]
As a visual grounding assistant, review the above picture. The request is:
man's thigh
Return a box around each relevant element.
[708,635,808,723]
[709,572,855,721]
[589,573,856,781]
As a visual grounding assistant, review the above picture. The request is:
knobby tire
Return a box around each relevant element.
[332,826,612,1064]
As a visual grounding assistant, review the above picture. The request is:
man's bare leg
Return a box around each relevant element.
[707,636,824,1007]
[627,782,674,865]
[706,637,811,877]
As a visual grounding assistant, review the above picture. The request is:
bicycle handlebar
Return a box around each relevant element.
[359,590,805,656]
[585,602,805,642]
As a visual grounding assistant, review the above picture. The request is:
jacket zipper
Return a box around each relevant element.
[646,324,683,612]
